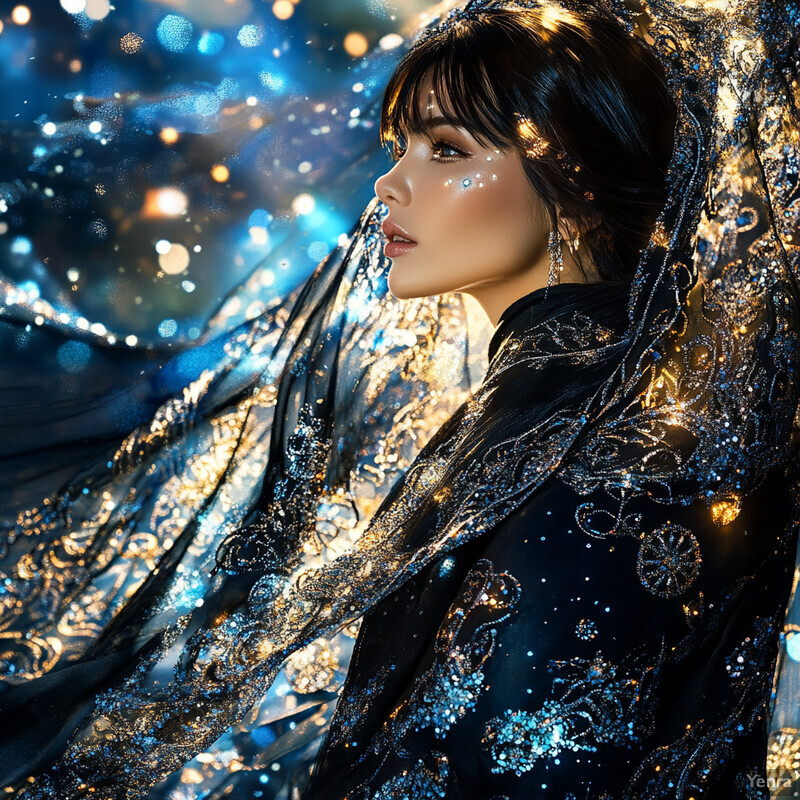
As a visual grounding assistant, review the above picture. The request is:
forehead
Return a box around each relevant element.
[410,71,467,131]
[386,60,506,150]
[415,71,447,117]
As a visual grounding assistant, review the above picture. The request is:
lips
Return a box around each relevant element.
[381,218,417,258]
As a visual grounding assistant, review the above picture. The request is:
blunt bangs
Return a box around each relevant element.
[379,17,529,157]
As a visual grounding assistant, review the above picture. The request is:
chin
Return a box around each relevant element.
[387,267,425,300]
[387,262,455,301]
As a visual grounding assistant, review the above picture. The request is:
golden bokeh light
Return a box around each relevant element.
[210,164,230,183]
[143,187,188,217]
[12,6,31,25]
[159,127,179,145]
[344,32,369,57]
[120,32,143,54]
[292,193,315,216]
[69,58,82,72]
[158,243,190,275]
[85,0,110,20]
[272,0,294,20]
[379,33,403,51]
[710,496,742,527]
[249,226,269,246]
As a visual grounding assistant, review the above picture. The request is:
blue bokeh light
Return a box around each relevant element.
[216,77,239,99]
[157,14,194,53]
[248,209,273,228]
[787,632,800,662]
[18,280,40,298]
[251,726,277,748]
[197,31,224,56]
[57,341,92,373]
[237,25,264,48]
[259,71,287,93]
[158,319,178,338]
[307,241,330,262]
[194,92,222,116]
[11,237,33,255]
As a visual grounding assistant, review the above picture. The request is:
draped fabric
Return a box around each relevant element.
[303,280,798,798]
[0,0,799,798]
[0,199,486,797]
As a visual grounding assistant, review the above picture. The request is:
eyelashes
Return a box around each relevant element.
[390,136,470,163]
[430,138,468,162]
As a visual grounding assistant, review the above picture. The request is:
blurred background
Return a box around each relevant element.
[0,5,459,797]
[0,0,436,348]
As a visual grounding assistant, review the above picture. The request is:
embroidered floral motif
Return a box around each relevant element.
[636,523,701,598]
[358,559,521,762]
[573,489,703,599]
[483,649,661,776]
[574,493,642,540]
[624,720,736,799]
[370,752,450,800]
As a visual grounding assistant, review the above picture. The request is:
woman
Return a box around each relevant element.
[300,3,798,798]
[3,0,799,799]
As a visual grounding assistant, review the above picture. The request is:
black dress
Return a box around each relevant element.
[302,282,798,800]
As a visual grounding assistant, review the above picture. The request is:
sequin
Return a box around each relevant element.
[483,652,653,776]
[370,753,450,799]
[711,495,742,526]
[575,618,598,640]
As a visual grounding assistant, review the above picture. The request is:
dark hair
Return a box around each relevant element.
[379,2,677,282]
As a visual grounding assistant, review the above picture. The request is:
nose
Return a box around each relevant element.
[374,161,410,207]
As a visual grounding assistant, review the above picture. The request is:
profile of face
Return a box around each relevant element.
[374,73,595,326]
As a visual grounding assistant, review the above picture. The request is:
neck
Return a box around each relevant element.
[460,239,602,326]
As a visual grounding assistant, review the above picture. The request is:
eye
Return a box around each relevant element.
[388,135,469,163]
[430,139,468,162]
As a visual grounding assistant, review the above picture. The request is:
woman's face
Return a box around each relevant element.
[374,74,580,325]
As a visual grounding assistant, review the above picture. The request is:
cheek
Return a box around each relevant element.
[445,169,540,259]
[386,162,543,298]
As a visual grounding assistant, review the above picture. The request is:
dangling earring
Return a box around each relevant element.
[547,228,563,287]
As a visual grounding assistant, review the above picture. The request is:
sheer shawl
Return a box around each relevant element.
[1,0,799,797]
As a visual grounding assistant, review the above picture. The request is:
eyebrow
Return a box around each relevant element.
[409,116,466,136]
